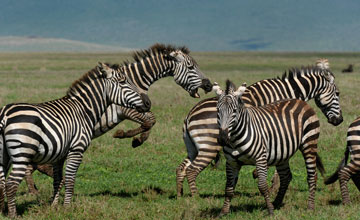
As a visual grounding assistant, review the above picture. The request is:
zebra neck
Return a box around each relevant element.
[68,81,108,129]
[124,54,174,93]
[284,73,323,101]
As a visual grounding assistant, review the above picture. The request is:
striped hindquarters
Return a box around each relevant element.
[185,97,221,162]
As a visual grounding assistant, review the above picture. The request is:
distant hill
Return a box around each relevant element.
[0,36,130,52]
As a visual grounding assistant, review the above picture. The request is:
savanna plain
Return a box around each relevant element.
[0,51,360,220]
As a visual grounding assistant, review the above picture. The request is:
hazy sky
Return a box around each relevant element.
[1,0,360,51]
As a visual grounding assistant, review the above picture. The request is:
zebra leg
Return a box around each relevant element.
[51,160,65,206]
[176,158,191,197]
[132,130,151,148]
[185,149,220,196]
[113,111,156,147]
[269,170,280,193]
[0,166,5,212]
[24,164,38,194]
[273,162,292,208]
[337,159,360,204]
[219,160,241,217]
[6,163,28,218]
[351,173,360,191]
[37,164,54,177]
[301,147,318,210]
[63,152,84,205]
[255,157,274,215]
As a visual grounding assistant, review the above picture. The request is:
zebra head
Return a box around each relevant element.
[214,80,247,146]
[166,49,212,98]
[98,62,151,113]
[314,68,343,126]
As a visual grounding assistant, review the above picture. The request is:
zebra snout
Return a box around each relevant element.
[137,93,151,113]
[218,128,229,146]
[328,115,343,126]
[201,79,213,93]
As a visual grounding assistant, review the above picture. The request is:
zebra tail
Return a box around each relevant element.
[324,147,349,185]
[316,152,326,177]
[0,107,6,133]
[210,152,221,168]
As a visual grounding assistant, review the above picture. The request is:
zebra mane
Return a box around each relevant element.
[124,43,190,65]
[67,64,121,96]
[279,65,332,81]
[225,80,236,95]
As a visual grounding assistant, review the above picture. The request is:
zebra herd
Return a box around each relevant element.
[0,44,358,217]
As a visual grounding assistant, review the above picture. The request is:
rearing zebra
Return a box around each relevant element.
[215,80,324,216]
[176,60,342,197]
[93,43,213,138]
[21,43,213,194]
[0,62,149,217]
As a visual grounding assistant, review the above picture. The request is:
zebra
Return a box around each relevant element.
[324,116,360,204]
[0,62,150,217]
[214,80,325,216]
[24,108,156,194]
[176,59,343,197]
[20,43,213,195]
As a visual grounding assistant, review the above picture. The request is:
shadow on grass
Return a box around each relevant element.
[199,203,265,218]
[199,191,257,199]
[15,200,39,217]
[88,186,167,198]
[328,199,342,206]
[173,191,258,200]
[88,189,138,198]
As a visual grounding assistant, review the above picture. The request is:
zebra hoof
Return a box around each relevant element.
[272,201,283,209]
[132,138,143,148]
[217,211,228,218]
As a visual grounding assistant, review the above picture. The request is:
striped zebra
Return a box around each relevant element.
[0,62,150,217]
[176,59,343,197]
[21,43,213,194]
[324,116,360,204]
[24,109,156,194]
[215,80,325,216]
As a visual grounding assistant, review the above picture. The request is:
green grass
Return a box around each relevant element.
[0,51,360,219]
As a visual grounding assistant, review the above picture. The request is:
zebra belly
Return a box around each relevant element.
[267,144,299,166]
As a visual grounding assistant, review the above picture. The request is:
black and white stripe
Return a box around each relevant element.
[176,60,342,197]
[324,116,360,204]
[93,43,212,137]
[215,80,324,216]
[20,44,213,195]
[0,62,149,217]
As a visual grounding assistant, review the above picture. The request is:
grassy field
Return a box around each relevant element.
[0,51,360,219]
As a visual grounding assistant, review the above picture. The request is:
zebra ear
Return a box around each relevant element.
[212,82,223,96]
[97,62,114,79]
[169,51,185,62]
[324,72,335,84]
[234,83,247,97]
[316,58,330,70]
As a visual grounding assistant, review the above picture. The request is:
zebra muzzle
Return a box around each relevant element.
[218,128,230,146]
[201,79,213,93]
[328,115,343,126]
[136,93,151,113]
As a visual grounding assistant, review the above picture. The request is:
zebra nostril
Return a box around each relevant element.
[145,100,151,108]
[140,93,151,111]
[202,79,213,92]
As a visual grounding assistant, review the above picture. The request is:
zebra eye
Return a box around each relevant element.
[188,66,195,70]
